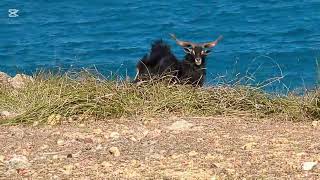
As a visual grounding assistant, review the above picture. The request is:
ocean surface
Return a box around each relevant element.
[1,1,319,92]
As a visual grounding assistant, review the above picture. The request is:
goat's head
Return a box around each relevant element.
[170,34,223,66]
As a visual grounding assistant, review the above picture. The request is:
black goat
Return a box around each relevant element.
[134,34,222,86]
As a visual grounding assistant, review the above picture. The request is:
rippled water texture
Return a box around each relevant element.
[1,1,319,91]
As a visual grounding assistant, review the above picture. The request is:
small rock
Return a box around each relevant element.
[143,130,149,136]
[57,139,65,146]
[96,144,103,150]
[52,175,59,179]
[9,74,34,89]
[32,121,40,126]
[52,154,67,160]
[0,155,5,162]
[40,144,49,150]
[205,153,216,160]
[0,111,18,119]
[47,114,62,125]
[79,123,86,127]
[52,155,59,160]
[109,147,120,157]
[302,162,318,171]
[312,121,319,127]
[167,120,193,131]
[130,159,138,166]
[101,161,113,167]
[211,175,218,180]
[110,132,120,139]
[171,154,183,159]
[7,155,30,170]
[242,142,257,150]
[74,163,81,168]
[197,138,204,142]
[67,117,73,122]
[142,119,149,125]
[93,128,103,134]
[130,137,137,142]
[62,164,74,175]
[72,152,80,158]
[188,151,198,157]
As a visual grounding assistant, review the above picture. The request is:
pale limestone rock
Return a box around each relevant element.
[109,146,120,157]
[168,120,193,131]
[0,72,11,87]
[57,139,65,146]
[109,132,120,140]
[9,74,34,89]
[7,155,30,170]
[0,111,18,119]
[188,151,198,157]
[0,155,5,162]
[302,162,318,171]
[312,121,319,127]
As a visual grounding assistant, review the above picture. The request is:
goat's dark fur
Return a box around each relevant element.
[179,48,207,86]
[136,40,180,81]
[134,35,222,87]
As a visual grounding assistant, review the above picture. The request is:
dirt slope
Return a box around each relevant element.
[0,116,319,179]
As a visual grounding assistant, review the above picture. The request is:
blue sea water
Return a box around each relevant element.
[1,1,319,91]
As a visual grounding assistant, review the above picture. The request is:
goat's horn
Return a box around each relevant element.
[202,35,223,48]
[169,33,194,47]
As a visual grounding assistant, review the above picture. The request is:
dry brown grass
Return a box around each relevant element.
[0,71,319,125]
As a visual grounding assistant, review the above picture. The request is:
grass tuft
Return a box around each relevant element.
[0,71,319,125]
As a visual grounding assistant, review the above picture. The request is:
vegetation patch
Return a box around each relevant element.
[0,71,319,125]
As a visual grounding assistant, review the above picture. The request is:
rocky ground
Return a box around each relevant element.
[0,116,319,179]
[0,72,33,89]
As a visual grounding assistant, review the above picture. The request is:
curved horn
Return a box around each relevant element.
[169,33,195,47]
[202,35,223,48]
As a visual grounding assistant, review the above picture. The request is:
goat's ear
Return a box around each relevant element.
[183,47,192,54]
